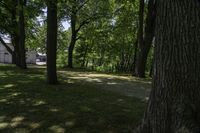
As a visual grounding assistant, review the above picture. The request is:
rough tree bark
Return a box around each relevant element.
[18,0,27,69]
[135,0,200,133]
[46,0,58,84]
[135,0,156,78]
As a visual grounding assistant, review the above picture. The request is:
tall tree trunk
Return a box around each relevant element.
[135,1,200,133]
[18,0,27,69]
[135,0,156,78]
[11,0,20,66]
[134,0,144,77]
[68,4,77,68]
[68,36,76,68]
[46,0,58,84]
[67,1,92,68]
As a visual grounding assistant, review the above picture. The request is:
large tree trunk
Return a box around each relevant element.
[135,0,156,78]
[68,7,77,68]
[18,0,27,69]
[135,1,200,133]
[46,0,58,84]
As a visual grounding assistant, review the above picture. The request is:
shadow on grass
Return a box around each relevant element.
[0,65,145,133]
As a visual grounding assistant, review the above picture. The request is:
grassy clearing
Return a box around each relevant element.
[59,69,151,99]
[0,65,145,133]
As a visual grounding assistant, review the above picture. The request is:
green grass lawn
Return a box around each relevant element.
[0,65,145,133]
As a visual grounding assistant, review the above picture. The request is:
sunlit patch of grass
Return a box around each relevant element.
[3,84,15,88]
[49,108,59,112]
[33,100,46,106]
[0,65,146,132]
[65,120,75,127]
[29,122,41,129]
[59,70,151,87]
[10,116,25,127]
[0,122,9,129]
[49,125,65,133]
[0,99,7,103]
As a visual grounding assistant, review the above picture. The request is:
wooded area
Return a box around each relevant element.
[0,0,200,132]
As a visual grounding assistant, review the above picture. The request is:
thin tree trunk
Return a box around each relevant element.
[81,44,89,68]
[18,0,27,69]
[68,37,76,68]
[135,0,156,78]
[68,4,77,68]
[85,59,88,68]
[135,1,200,133]
[46,0,58,84]
[98,50,105,67]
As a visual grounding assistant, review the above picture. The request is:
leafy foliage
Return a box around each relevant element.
[0,0,153,74]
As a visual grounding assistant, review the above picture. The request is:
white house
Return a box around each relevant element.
[0,42,36,64]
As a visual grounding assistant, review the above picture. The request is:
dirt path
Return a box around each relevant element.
[59,70,151,100]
